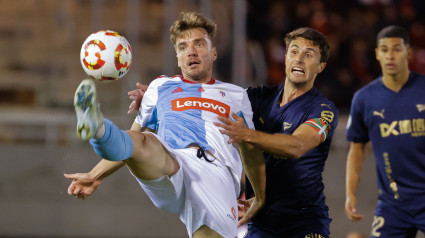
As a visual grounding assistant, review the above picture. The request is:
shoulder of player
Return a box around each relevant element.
[410,71,425,84]
[246,84,281,98]
[147,75,179,87]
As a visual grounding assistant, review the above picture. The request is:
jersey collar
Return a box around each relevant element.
[178,75,216,85]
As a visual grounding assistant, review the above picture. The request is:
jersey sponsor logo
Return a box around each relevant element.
[320,110,335,131]
[373,109,385,119]
[380,118,425,137]
[172,97,230,118]
[383,152,399,199]
[417,104,425,112]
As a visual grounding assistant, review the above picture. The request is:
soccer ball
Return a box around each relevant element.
[80,30,132,81]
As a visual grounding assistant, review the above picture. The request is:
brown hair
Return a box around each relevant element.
[170,11,217,46]
[284,27,330,62]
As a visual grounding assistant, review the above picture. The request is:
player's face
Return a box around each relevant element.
[175,28,217,83]
[375,38,409,77]
[285,37,326,86]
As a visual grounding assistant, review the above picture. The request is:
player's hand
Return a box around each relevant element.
[214,112,252,144]
[64,173,102,200]
[127,82,148,114]
[345,195,364,221]
[237,196,264,226]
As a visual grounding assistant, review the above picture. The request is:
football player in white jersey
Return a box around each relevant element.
[64,11,265,238]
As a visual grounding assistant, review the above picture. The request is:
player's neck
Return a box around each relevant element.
[382,68,410,92]
[279,81,312,107]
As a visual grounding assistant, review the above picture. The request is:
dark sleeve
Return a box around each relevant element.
[346,91,369,143]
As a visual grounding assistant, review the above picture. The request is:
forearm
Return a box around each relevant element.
[89,159,125,180]
[239,142,266,203]
[244,129,304,159]
[346,143,366,198]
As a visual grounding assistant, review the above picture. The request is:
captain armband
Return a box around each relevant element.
[303,118,328,142]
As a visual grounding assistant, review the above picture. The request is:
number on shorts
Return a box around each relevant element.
[371,215,385,237]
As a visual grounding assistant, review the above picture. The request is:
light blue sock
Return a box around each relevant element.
[89,119,133,161]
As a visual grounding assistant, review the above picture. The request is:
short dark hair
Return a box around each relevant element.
[170,11,217,46]
[376,25,410,46]
[284,27,330,63]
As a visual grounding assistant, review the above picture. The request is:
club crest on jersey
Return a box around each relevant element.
[172,97,230,118]
[373,109,385,119]
[283,122,292,130]
[218,89,226,97]
[417,104,425,112]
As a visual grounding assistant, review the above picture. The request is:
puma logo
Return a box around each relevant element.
[373,109,385,119]
[321,104,331,109]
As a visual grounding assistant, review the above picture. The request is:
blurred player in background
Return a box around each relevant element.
[346,25,425,237]
[64,11,265,238]
[130,27,339,238]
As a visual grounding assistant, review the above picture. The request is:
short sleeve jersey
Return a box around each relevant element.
[135,75,254,187]
[347,72,425,206]
[246,85,338,225]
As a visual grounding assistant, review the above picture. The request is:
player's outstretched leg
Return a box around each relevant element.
[74,78,133,161]
[74,79,104,141]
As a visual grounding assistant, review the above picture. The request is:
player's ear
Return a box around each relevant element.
[212,47,217,61]
[318,62,326,73]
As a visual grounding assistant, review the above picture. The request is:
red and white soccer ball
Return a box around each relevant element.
[80,30,132,81]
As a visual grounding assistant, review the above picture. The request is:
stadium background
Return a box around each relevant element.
[0,0,424,237]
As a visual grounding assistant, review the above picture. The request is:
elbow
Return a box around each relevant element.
[282,142,306,159]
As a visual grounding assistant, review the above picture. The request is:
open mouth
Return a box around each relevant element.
[291,67,305,75]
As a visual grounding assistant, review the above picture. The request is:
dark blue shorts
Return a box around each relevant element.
[371,200,425,238]
[244,208,331,238]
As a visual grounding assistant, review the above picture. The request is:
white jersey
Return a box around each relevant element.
[135,75,254,187]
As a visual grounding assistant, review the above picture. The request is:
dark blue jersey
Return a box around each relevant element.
[347,72,425,207]
[246,85,339,227]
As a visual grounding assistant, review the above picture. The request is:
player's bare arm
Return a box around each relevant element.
[215,112,323,159]
[64,160,125,200]
[237,142,266,225]
[345,142,367,221]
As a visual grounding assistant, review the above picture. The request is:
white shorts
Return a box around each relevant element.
[130,133,238,238]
